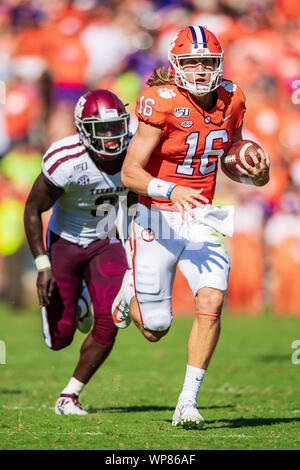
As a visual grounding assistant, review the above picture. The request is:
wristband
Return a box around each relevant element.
[166,183,177,199]
[147,178,177,200]
[34,254,51,272]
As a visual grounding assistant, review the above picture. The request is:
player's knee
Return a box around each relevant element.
[138,298,172,340]
[48,335,73,351]
[143,327,170,343]
[196,287,224,315]
[92,312,118,347]
[47,321,75,350]
[143,310,172,333]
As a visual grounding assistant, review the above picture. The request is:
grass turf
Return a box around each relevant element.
[0,301,299,450]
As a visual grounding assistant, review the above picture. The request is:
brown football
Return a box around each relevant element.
[223,140,263,179]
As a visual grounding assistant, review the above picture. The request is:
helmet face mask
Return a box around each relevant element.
[74,90,130,160]
[168,26,224,96]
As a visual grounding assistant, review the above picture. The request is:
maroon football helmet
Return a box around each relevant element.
[74,89,130,159]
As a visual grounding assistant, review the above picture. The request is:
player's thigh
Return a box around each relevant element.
[178,228,230,297]
[131,220,183,331]
[84,239,128,313]
[84,239,128,346]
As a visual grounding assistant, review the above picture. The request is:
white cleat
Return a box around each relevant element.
[111,268,133,329]
[55,393,88,415]
[172,400,204,429]
[76,283,94,334]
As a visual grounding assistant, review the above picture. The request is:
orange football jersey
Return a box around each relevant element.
[135,80,246,209]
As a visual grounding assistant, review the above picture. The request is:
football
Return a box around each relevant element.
[222,139,263,183]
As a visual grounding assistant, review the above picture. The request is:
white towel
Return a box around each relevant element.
[192,204,235,237]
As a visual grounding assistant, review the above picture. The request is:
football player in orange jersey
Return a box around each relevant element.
[112,25,269,429]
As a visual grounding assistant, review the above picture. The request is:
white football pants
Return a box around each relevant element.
[129,203,232,331]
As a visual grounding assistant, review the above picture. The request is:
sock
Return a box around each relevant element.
[123,280,135,307]
[61,377,85,396]
[178,365,206,405]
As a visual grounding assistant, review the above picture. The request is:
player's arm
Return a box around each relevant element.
[24,173,64,306]
[122,120,209,218]
[231,121,243,143]
[121,120,163,195]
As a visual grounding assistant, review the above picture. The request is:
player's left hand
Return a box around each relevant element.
[169,186,209,219]
[36,269,56,307]
[236,148,270,186]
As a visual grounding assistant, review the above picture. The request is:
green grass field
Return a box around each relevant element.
[0,301,299,451]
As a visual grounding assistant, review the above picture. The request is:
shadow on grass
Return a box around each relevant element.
[256,354,291,362]
[160,416,300,431]
[87,404,233,414]
[200,416,300,430]
[0,389,22,394]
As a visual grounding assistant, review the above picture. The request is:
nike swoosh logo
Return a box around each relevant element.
[222,115,232,122]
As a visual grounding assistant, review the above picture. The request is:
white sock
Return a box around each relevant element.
[123,280,135,307]
[178,365,206,405]
[61,377,85,396]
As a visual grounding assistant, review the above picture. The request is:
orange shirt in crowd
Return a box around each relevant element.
[43,26,88,84]
[243,96,282,164]
[4,84,41,139]
[227,202,265,315]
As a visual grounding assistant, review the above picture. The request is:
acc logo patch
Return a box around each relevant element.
[180,120,193,128]
[77,175,90,186]
[141,228,155,242]
[174,108,190,117]
[157,88,176,99]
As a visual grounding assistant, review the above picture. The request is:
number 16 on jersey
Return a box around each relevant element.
[176,129,228,176]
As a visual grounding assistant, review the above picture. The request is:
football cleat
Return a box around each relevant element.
[172,400,204,429]
[111,268,133,329]
[55,393,88,415]
[76,283,94,333]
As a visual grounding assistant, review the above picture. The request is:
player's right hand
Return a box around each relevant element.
[169,186,209,219]
[36,270,56,307]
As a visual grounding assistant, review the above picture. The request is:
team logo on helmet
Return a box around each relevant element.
[75,96,87,119]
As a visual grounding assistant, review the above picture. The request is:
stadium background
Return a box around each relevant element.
[0,0,299,317]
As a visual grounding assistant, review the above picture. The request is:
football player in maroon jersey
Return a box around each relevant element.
[24,89,136,415]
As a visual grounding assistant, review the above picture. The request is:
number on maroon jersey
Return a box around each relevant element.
[90,195,118,217]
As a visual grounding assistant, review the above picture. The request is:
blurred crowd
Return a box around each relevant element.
[0,0,299,315]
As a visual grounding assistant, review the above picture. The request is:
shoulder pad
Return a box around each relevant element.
[220,80,237,93]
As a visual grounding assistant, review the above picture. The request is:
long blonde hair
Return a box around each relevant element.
[147,65,174,86]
